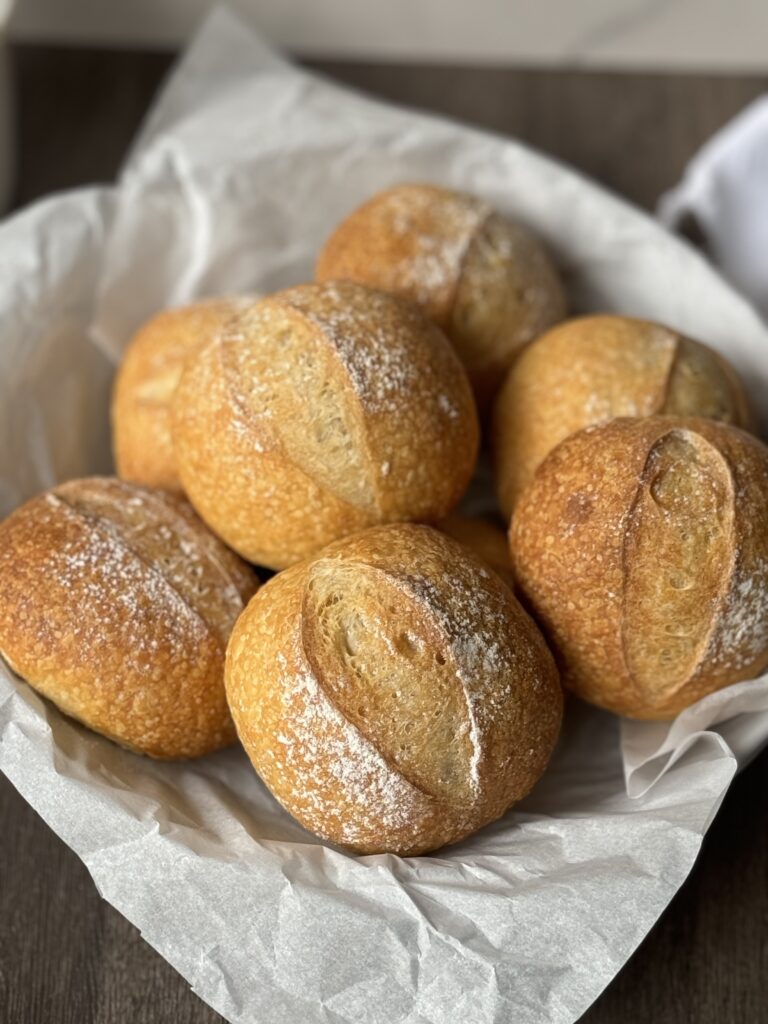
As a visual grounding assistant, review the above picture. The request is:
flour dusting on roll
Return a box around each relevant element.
[226,524,562,855]
[511,417,768,719]
[0,477,258,758]
[172,282,479,569]
[316,183,566,410]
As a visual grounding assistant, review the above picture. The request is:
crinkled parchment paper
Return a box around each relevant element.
[1,9,767,1024]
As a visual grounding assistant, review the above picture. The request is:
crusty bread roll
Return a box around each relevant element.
[0,477,258,757]
[112,297,253,492]
[316,183,566,410]
[494,315,752,518]
[226,524,562,855]
[438,514,515,587]
[172,281,479,570]
[511,417,768,719]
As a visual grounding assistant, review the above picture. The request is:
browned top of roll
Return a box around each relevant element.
[112,297,253,492]
[511,417,768,718]
[494,314,753,518]
[226,523,562,855]
[172,281,479,568]
[438,513,515,588]
[0,477,258,757]
[316,183,567,409]
[317,183,491,325]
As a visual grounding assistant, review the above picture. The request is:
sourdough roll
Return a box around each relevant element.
[0,478,258,757]
[494,315,752,517]
[438,514,515,588]
[172,281,479,569]
[112,297,253,492]
[226,524,562,855]
[316,183,566,409]
[511,417,768,719]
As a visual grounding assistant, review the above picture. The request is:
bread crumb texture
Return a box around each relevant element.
[511,417,768,718]
[0,477,258,757]
[225,523,562,855]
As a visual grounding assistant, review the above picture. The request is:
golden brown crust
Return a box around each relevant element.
[317,184,489,325]
[510,417,768,719]
[225,523,562,855]
[438,514,515,588]
[0,477,259,757]
[111,297,254,492]
[316,183,566,409]
[449,212,568,410]
[493,315,753,519]
[172,281,480,569]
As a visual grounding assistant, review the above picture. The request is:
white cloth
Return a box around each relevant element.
[659,95,768,320]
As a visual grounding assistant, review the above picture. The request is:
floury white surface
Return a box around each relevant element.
[1,9,768,1024]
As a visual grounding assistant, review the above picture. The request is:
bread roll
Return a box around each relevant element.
[226,524,562,855]
[494,315,752,517]
[316,183,566,409]
[172,281,479,570]
[439,514,514,587]
[510,417,768,719]
[112,297,253,492]
[0,478,258,757]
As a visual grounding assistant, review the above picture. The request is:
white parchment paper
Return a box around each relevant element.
[2,10,768,1023]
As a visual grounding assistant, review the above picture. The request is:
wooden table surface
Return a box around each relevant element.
[2,44,767,1024]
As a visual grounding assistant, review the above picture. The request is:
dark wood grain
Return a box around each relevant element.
[306,62,768,213]
[2,42,768,1024]
[9,46,768,212]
